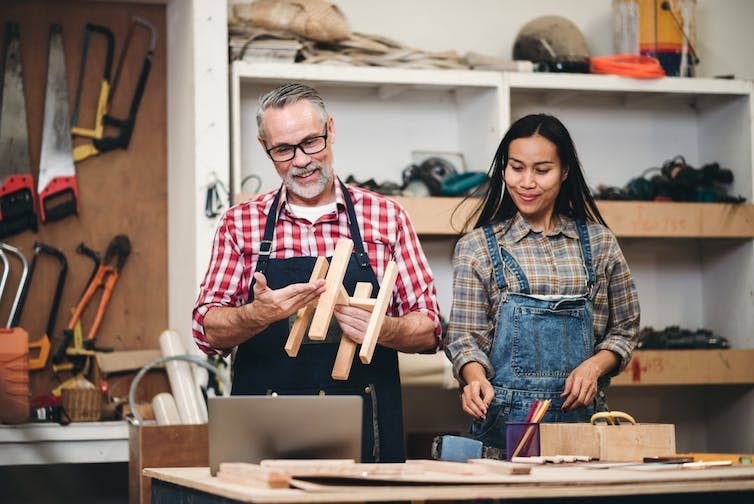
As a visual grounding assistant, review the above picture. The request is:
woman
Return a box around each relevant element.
[443,114,640,451]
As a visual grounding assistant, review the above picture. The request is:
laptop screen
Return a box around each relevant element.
[207,395,362,476]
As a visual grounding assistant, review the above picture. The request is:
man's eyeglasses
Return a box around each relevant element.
[265,128,328,162]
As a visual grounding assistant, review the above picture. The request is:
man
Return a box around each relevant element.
[192,83,441,462]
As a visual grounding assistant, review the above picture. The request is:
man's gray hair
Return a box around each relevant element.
[256,83,328,139]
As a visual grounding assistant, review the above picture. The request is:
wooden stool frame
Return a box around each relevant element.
[284,239,397,381]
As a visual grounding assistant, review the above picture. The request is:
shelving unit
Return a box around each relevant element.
[229,61,754,451]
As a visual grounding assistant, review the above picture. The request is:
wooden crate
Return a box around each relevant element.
[128,423,208,504]
[539,423,675,462]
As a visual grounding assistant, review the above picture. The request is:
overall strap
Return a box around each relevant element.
[340,179,370,269]
[575,219,596,294]
[483,225,513,291]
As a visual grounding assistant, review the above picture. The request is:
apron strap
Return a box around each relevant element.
[256,179,372,276]
[340,179,370,270]
[255,188,283,277]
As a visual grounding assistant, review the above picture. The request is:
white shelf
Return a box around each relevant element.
[228,61,754,368]
[0,421,129,465]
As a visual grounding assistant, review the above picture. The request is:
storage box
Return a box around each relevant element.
[539,423,676,462]
[128,423,208,504]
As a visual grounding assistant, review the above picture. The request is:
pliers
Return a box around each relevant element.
[52,235,131,369]
[70,234,131,345]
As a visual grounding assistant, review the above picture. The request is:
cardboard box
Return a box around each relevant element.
[539,423,676,462]
[128,423,208,504]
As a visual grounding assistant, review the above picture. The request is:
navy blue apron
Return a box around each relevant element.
[470,220,608,451]
[231,180,405,462]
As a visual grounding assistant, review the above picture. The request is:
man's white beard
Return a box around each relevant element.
[286,163,332,200]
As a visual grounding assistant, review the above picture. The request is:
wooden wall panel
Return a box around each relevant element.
[1,0,167,396]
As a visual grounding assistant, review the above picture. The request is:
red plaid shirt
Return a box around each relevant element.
[192,182,442,355]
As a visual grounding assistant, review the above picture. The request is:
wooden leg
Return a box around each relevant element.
[308,240,352,341]
[359,261,397,365]
[284,256,329,357]
[331,282,373,380]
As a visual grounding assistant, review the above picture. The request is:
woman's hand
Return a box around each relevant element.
[460,362,495,420]
[561,350,618,411]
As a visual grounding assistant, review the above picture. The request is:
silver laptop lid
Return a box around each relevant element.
[208,395,362,476]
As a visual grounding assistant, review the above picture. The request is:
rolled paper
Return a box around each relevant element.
[159,330,206,424]
[152,392,181,425]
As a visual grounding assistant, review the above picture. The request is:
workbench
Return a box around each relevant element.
[145,464,754,503]
[0,421,128,465]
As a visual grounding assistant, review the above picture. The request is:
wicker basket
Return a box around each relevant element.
[62,388,103,422]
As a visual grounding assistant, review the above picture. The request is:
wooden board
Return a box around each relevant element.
[612,349,754,386]
[539,423,676,462]
[1,1,167,397]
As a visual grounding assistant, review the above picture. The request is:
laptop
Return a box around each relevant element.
[208,395,362,476]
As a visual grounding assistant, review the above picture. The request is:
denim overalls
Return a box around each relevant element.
[470,220,607,451]
[231,180,405,463]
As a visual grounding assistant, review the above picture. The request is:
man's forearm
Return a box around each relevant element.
[378,311,437,353]
[202,304,268,351]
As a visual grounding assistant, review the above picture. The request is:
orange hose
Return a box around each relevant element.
[590,54,666,79]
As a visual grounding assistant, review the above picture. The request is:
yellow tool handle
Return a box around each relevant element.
[590,410,637,425]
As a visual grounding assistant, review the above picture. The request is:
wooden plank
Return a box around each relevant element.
[599,201,754,238]
[217,463,291,489]
[95,349,162,374]
[467,459,532,475]
[308,240,352,341]
[331,282,372,380]
[285,256,328,357]
[235,195,754,239]
[612,349,754,386]
[359,261,397,365]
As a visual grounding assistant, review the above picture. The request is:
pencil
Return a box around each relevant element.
[511,399,551,458]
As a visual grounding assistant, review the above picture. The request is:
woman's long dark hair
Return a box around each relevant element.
[468,114,606,230]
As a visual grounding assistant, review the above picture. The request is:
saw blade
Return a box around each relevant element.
[0,21,37,239]
[0,22,31,177]
[38,24,79,223]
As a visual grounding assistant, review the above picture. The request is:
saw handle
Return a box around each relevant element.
[0,175,38,239]
[39,176,79,223]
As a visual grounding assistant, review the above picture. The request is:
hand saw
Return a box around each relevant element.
[0,22,38,239]
[38,24,79,223]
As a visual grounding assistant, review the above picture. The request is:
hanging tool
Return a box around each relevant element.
[13,242,68,370]
[74,17,157,162]
[97,16,156,153]
[0,247,9,303]
[0,22,37,239]
[52,235,130,373]
[38,24,79,224]
[0,242,29,328]
[70,23,114,163]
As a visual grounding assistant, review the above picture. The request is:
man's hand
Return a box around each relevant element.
[460,362,494,420]
[332,304,370,344]
[333,305,437,353]
[250,271,325,327]
[203,272,325,350]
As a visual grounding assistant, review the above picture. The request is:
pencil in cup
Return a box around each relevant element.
[507,399,551,459]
